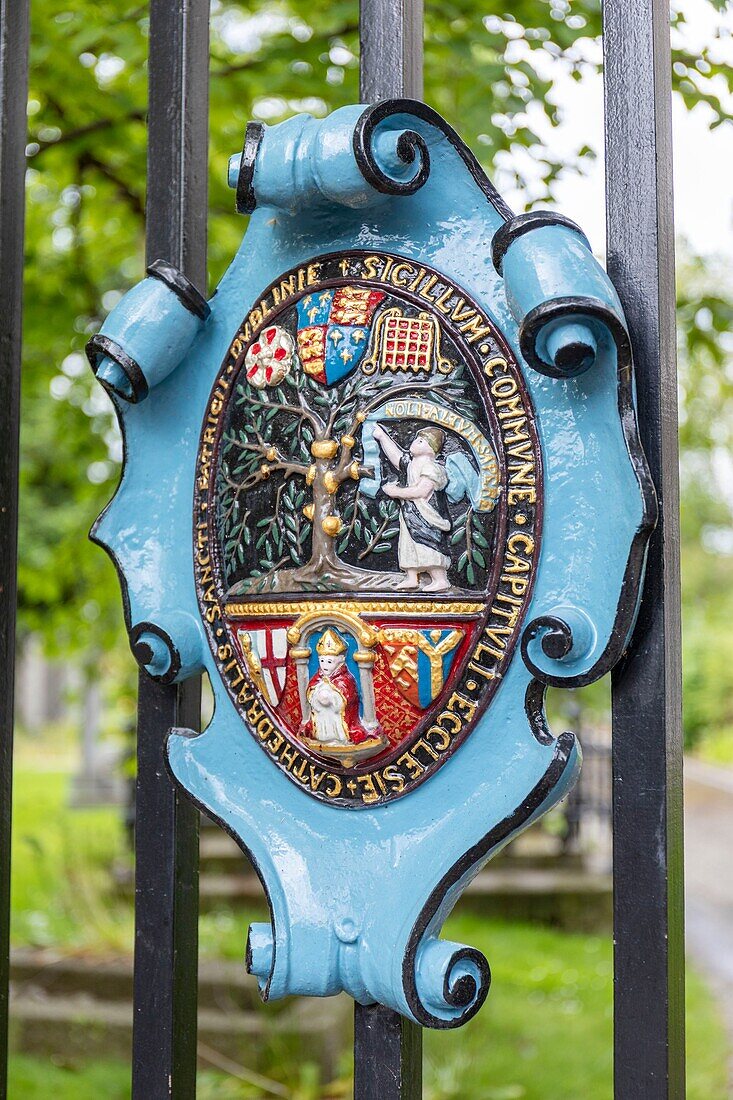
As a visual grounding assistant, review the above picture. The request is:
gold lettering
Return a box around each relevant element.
[451,299,474,324]
[408,267,426,292]
[363,255,381,280]
[279,274,297,299]
[467,659,495,681]
[291,757,309,782]
[509,461,535,487]
[500,574,529,596]
[397,750,424,779]
[383,765,405,793]
[256,716,273,739]
[473,638,504,663]
[418,273,439,302]
[483,355,508,377]
[447,691,478,721]
[279,742,299,769]
[433,286,454,314]
[413,737,440,762]
[267,730,284,754]
[357,774,379,803]
[490,602,520,628]
[427,724,451,752]
[491,376,518,398]
[324,774,342,798]
[460,314,492,343]
[390,262,415,287]
[508,487,536,504]
[309,765,325,792]
[435,711,462,735]
[508,532,535,555]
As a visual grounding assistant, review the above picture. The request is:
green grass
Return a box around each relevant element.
[8,1056,313,1099]
[420,914,729,1100]
[9,1055,130,1099]
[9,736,732,1098]
[11,762,133,951]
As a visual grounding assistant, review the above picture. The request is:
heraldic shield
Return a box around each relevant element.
[86,101,654,1028]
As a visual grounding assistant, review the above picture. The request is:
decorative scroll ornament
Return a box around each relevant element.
[86,100,655,1028]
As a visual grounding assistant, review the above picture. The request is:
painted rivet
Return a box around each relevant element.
[334,918,360,944]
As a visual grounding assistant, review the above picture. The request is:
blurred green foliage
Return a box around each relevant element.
[18,2,733,753]
[677,253,733,754]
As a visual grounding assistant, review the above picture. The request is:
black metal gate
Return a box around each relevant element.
[0,0,684,1096]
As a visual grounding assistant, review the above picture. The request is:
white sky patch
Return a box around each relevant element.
[495,0,733,262]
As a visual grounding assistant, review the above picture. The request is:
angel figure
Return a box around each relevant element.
[372,424,451,592]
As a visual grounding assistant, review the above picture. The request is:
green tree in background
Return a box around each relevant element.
[20,1,733,748]
[676,250,733,754]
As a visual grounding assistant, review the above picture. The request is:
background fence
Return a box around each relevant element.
[0,0,684,1096]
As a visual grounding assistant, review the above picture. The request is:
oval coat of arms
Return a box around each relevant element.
[195,251,542,806]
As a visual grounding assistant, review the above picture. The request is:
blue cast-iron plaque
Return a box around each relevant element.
[86,100,654,1027]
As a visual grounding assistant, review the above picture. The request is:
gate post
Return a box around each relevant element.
[354,8,425,1096]
[131,3,209,1097]
[359,0,423,103]
[603,0,685,1095]
[0,3,30,1095]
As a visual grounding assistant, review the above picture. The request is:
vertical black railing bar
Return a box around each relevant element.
[354,3,424,1097]
[354,1002,423,1100]
[359,0,423,103]
[131,2,209,1097]
[0,2,30,1095]
[603,0,685,1096]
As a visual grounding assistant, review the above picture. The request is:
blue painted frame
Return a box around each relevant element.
[86,100,654,1027]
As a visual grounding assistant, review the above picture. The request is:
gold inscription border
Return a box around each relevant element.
[193,249,543,808]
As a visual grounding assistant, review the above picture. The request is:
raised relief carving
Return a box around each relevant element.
[87,100,653,1028]
[195,252,539,804]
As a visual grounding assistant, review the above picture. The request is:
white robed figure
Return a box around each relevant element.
[310,682,348,742]
[302,629,370,746]
[372,424,451,592]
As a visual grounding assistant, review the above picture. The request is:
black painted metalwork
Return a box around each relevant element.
[353,5,425,1094]
[131,2,209,1097]
[352,99,512,219]
[354,1004,423,1100]
[146,260,212,320]
[234,121,265,215]
[491,211,589,275]
[86,334,149,403]
[0,0,683,1095]
[359,0,423,104]
[0,2,29,1094]
[603,0,685,1096]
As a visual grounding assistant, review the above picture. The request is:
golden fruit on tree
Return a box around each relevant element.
[321,515,342,537]
[310,439,338,459]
